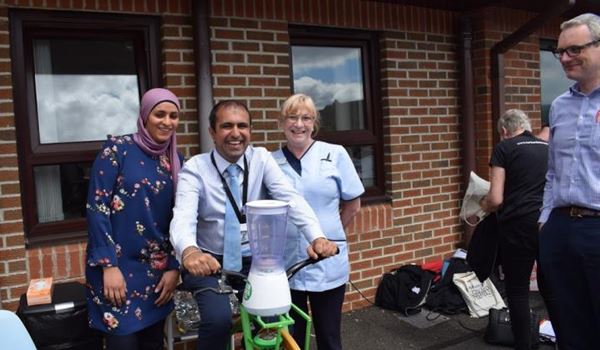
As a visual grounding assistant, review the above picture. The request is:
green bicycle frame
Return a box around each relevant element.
[238,303,312,350]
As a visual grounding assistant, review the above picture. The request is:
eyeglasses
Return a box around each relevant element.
[286,114,315,123]
[553,39,600,59]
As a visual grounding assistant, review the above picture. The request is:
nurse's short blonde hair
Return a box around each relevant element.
[280,93,321,137]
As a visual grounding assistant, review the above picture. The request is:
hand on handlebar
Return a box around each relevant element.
[183,250,221,276]
[307,237,338,259]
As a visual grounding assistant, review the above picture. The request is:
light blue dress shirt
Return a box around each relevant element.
[539,84,600,224]
[272,141,364,292]
[170,146,325,260]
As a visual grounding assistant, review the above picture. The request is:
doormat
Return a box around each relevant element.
[395,309,449,329]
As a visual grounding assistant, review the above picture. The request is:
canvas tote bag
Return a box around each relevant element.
[452,271,506,317]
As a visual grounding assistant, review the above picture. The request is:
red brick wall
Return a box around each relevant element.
[210,16,290,148]
[0,3,24,309]
[379,28,464,266]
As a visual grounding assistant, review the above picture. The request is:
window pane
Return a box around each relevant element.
[344,145,374,187]
[34,163,91,223]
[34,39,139,144]
[540,50,572,124]
[291,46,365,132]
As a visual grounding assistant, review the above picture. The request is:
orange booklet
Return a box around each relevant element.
[26,277,53,306]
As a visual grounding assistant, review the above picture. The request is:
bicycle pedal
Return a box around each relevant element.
[176,324,187,334]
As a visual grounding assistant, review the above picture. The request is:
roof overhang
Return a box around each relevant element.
[375,0,600,17]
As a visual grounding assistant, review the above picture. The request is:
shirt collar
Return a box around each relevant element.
[569,82,600,97]
[212,148,248,175]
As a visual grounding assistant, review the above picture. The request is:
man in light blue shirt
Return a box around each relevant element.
[539,13,600,349]
[169,100,337,349]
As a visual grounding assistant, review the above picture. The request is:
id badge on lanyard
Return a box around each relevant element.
[240,223,248,244]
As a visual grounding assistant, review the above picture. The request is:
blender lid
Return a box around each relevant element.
[245,200,289,214]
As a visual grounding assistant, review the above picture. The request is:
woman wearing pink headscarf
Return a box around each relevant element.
[85,88,183,349]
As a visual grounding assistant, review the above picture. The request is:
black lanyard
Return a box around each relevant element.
[211,151,248,224]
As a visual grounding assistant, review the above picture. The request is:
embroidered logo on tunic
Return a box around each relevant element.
[321,152,332,162]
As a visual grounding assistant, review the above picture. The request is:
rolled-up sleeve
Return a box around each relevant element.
[539,107,556,224]
[539,149,555,224]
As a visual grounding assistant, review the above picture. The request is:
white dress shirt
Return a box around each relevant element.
[170,146,325,260]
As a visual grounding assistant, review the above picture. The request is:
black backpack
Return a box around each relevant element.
[425,258,471,315]
[375,265,434,316]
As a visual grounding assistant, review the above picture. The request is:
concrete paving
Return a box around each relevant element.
[328,292,556,350]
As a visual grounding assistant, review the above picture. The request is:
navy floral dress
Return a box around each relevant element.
[85,135,180,335]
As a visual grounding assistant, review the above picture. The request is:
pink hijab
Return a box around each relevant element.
[132,88,181,192]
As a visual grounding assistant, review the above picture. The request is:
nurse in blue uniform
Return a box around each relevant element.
[272,93,364,350]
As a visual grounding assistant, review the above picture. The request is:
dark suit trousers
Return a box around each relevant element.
[540,209,600,350]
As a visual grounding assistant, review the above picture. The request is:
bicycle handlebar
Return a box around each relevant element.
[184,248,340,296]
[286,247,340,280]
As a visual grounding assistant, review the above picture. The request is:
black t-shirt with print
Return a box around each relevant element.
[489,130,548,222]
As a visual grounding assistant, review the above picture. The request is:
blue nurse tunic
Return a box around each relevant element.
[272,141,364,291]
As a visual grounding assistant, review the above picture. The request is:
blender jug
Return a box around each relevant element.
[242,200,291,316]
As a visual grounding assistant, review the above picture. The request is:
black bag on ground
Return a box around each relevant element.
[375,265,434,316]
[484,307,540,347]
[425,258,471,315]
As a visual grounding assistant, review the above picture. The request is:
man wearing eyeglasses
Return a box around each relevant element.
[539,13,600,349]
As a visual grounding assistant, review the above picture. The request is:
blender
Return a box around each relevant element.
[242,200,291,317]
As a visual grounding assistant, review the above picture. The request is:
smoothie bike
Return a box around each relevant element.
[170,200,333,350]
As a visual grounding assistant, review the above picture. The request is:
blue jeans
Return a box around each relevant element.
[540,209,600,349]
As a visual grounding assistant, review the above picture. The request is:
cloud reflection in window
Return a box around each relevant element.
[292,46,364,108]
[35,74,139,144]
[292,46,365,132]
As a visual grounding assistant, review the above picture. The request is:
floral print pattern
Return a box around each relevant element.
[140,240,170,271]
[157,154,171,176]
[103,312,119,330]
[85,135,181,335]
[135,222,145,235]
[111,195,125,211]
